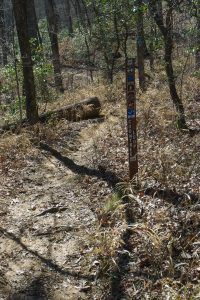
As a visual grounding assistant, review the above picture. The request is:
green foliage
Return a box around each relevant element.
[72,28,90,61]
[0,38,54,119]
[0,62,23,117]
[193,69,200,78]
[0,62,25,116]
[80,0,136,81]
[34,62,53,103]
[103,193,122,214]
[0,63,21,95]
[10,96,26,115]
[58,28,70,41]
[37,19,50,53]
[149,36,164,51]
[32,43,54,103]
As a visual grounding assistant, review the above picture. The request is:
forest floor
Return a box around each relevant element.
[0,71,200,300]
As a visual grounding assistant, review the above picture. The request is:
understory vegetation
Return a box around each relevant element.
[0,0,200,299]
[1,65,199,298]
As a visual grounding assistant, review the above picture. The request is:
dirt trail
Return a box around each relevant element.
[0,119,114,300]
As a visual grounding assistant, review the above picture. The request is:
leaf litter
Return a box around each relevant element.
[0,75,199,299]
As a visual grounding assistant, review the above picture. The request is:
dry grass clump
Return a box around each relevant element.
[42,82,102,112]
[59,36,76,66]
[90,226,125,277]
[81,71,199,298]
[77,73,199,195]
[86,203,126,283]
[43,77,125,118]
[0,118,70,174]
[137,75,200,195]
[119,189,200,299]
[82,191,127,283]
[80,116,127,176]
[0,131,35,173]
[98,193,126,228]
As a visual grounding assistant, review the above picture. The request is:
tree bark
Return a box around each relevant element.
[149,0,187,129]
[74,0,85,26]
[65,0,73,36]
[0,0,7,65]
[136,0,146,91]
[26,0,41,46]
[45,0,64,92]
[26,0,42,50]
[12,0,38,125]
[195,0,200,69]
[157,0,164,24]
[39,96,101,122]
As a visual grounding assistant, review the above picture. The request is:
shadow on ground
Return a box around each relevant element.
[39,142,120,187]
[0,227,93,281]
[8,276,51,300]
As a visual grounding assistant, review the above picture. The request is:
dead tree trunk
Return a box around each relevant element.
[39,96,101,122]
[1,97,101,132]
[45,0,64,92]
[12,0,38,124]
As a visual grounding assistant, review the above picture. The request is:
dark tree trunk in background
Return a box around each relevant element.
[149,19,155,70]
[149,0,187,129]
[65,0,73,36]
[157,0,163,23]
[26,0,42,48]
[0,0,7,65]
[80,0,91,28]
[45,0,64,92]
[4,0,14,53]
[12,0,38,124]
[75,0,84,24]
[195,0,200,69]
[136,0,147,91]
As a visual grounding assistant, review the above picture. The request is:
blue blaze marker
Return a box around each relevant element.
[127,108,135,118]
[128,74,134,82]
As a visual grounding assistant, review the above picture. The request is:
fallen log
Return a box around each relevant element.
[0,97,101,133]
[39,96,101,122]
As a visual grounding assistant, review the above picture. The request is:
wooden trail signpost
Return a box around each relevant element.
[126,58,138,180]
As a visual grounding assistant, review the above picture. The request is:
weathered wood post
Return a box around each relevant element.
[126,58,138,180]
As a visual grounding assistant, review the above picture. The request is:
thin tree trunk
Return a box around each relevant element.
[4,0,14,57]
[136,0,146,91]
[149,32,154,70]
[26,0,40,48]
[157,0,163,23]
[149,0,187,129]
[65,0,73,36]
[164,36,186,128]
[80,0,91,28]
[75,0,85,26]
[0,0,7,65]
[11,17,23,124]
[12,0,38,124]
[45,0,64,92]
[195,0,200,69]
